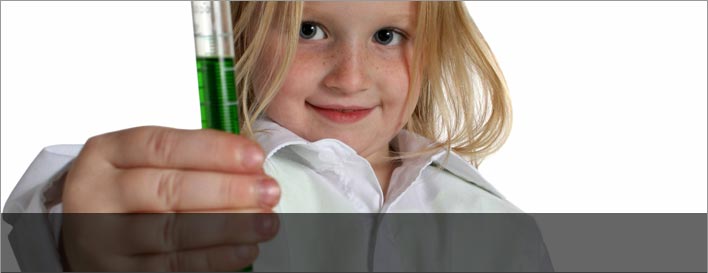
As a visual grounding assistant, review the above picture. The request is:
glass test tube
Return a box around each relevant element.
[191,1,240,134]
[191,3,251,272]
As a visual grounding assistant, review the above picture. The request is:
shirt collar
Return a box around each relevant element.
[252,117,504,199]
[253,117,310,160]
[389,130,505,200]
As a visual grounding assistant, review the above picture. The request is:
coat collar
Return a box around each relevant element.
[252,117,504,199]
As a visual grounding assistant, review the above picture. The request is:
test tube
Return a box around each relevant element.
[191,3,252,271]
[191,1,240,134]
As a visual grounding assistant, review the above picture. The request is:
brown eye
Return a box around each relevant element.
[300,22,326,40]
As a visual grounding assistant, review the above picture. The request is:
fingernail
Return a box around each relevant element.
[257,178,280,208]
[257,214,277,236]
[235,245,256,260]
[242,146,264,170]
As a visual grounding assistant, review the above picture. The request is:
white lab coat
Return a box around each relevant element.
[2,118,553,271]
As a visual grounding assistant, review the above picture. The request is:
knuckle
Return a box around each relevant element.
[162,214,178,251]
[157,171,181,210]
[221,176,241,208]
[83,134,106,153]
[146,127,178,164]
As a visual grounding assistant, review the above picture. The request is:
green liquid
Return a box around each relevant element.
[198,57,250,271]
[196,57,240,134]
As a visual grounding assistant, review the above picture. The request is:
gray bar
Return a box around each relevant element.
[2,213,705,272]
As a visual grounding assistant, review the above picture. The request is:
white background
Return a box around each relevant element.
[2,1,706,212]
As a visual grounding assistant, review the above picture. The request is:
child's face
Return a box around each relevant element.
[256,2,418,162]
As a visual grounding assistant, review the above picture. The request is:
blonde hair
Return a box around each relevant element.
[231,2,511,167]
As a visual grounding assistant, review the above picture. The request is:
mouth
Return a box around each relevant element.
[306,102,375,124]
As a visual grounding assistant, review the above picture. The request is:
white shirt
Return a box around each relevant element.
[254,118,521,213]
[2,118,553,271]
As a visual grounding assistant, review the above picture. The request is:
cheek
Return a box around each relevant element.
[277,50,323,97]
[383,45,414,96]
[380,56,414,108]
[263,53,320,121]
[380,47,418,129]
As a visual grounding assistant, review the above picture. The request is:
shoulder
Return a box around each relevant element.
[419,152,523,213]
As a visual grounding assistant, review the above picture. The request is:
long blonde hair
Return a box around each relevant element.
[231,2,511,167]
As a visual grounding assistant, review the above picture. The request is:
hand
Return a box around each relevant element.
[61,126,280,271]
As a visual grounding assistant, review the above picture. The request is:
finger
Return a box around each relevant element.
[120,213,278,254]
[117,168,281,212]
[133,245,259,272]
[87,126,265,174]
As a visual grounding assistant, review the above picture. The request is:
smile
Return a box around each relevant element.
[306,102,374,124]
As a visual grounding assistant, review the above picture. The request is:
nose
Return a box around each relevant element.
[322,43,371,94]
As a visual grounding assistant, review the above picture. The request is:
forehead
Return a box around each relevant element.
[303,1,416,21]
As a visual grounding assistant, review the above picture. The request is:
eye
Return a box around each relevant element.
[373,28,404,46]
[300,22,326,40]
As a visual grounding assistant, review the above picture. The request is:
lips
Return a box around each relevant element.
[307,102,374,124]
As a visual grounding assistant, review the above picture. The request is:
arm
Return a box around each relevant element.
[2,144,82,271]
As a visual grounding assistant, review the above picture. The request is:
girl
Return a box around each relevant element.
[4,2,551,271]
